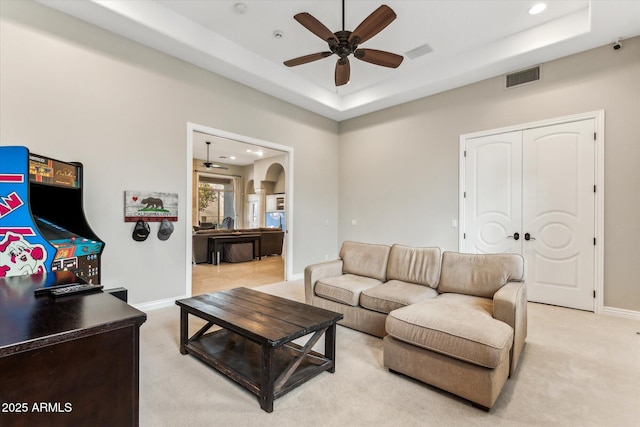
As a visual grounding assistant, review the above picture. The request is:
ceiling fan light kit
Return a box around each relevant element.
[284,1,403,86]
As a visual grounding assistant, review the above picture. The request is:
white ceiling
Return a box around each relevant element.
[193,131,284,167]
[37,0,640,164]
[40,0,640,121]
[38,0,640,124]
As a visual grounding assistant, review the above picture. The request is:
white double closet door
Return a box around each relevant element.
[463,119,596,311]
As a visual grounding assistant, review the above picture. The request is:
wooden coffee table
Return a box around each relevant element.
[175,287,343,412]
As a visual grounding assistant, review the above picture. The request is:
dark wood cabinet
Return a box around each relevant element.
[0,275,146,427]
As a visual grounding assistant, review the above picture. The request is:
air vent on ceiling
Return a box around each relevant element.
[506,66,540,88]
[405,43,433,60]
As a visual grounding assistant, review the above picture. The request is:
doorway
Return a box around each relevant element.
[185,123,294,297]
[459,111,604,312]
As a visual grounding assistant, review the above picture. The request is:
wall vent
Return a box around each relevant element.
[506,66,540,88]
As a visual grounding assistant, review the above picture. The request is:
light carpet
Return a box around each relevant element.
[139,280,640,426]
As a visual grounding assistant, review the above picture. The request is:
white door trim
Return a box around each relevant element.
[185,122,294,298]
[459,110,604,313]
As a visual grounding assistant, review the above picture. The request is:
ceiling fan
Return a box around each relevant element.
[203,141,228,170]
[283,1,403,86]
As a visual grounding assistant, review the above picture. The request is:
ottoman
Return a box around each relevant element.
[223,242,254,263]
[383,297,514,409]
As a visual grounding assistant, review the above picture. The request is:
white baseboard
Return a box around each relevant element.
[288,272,303,281]
[133,295,185,312]
[602,306,640,321]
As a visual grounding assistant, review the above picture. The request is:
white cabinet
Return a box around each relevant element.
[266,195,276,212]
[266,194,285,212]
[246,194,259,229]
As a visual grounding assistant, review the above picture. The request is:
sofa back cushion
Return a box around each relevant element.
[340,241,391,282]
[386,245,442,288]
[438,252,525,298]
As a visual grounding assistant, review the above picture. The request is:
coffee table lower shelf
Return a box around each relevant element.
[185,329,333,411]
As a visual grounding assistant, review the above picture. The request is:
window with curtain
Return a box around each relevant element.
[197,174,235,228]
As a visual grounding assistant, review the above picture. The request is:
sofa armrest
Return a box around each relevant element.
[493,281,527,375]
[304,260,344,304]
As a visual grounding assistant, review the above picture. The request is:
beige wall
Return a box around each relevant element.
[339,37,640,312]
[1,1,637,312]
[0,1,339,304]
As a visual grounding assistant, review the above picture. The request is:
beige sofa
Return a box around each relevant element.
[304,241,526,410]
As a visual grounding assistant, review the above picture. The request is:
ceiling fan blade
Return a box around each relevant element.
[335,57,350,86]
[294,13,339,43]
[354,49,403,68]
[284,51,333,67]
[348,5,396,45]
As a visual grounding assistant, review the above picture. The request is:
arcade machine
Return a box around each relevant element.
[0,146,104,293]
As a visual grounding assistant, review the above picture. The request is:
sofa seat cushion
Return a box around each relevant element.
[386,299,513,368]
[434,292,494,315]
[315,274,383,306]
[360,280,438,314]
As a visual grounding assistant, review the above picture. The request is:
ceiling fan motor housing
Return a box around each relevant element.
[330,31,358,58]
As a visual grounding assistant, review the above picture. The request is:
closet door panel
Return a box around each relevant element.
[464,132,522,254]
[523,119,595,311]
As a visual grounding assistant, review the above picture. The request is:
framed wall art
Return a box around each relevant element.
[124,190,178,222]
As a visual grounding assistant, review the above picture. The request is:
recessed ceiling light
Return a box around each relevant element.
[234,3,247,14]
[273,30,284,39]
[528,3,547,15]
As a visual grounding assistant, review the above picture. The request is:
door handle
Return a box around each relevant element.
[507,232,520,240]
[524,233,536,241]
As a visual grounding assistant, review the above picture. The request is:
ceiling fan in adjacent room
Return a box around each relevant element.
[203,141,228,170]
[283,1,404,86]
